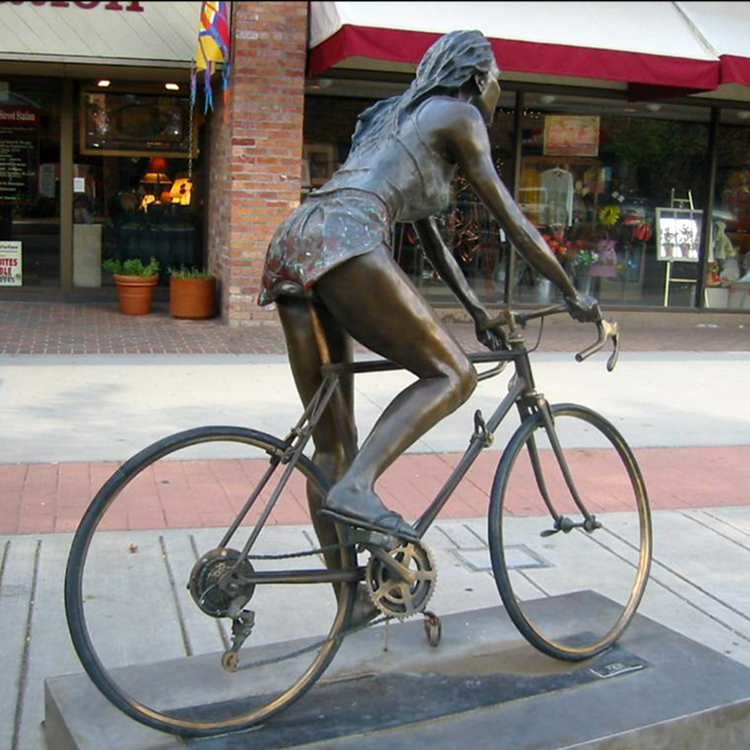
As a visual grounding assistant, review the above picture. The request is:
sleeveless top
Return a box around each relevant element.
[311,100,456,222]
[258,100,457,305]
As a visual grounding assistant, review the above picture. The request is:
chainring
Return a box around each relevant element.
[189,548,255,618]
[366,541,437,619]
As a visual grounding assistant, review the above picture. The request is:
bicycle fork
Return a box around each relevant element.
[521,397,601,537]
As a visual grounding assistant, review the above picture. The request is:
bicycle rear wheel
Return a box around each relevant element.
[489,404,651,661]
[65,426,357,737]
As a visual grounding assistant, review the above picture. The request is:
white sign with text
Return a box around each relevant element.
[0,241,22,285]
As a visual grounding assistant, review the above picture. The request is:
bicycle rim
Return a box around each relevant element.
[489,404,652,660]
[65,426,357,737]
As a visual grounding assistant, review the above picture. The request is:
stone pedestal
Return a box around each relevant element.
[45,592,750,750]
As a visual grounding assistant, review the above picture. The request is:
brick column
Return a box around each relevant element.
[207,1,308,326]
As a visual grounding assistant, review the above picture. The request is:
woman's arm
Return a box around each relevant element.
[413,218,505,349]
[431,101,599,321]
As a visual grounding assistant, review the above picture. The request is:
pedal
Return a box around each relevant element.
[423,611,442,647]
[348,527,399,551]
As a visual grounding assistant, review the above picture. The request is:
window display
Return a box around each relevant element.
[303,90,718,311]
[517,95,709,308]
[708,115,750,309]
[73,89,203,288]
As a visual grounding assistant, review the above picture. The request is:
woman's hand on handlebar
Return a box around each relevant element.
[564,292,601,324]
[473,309,508,351]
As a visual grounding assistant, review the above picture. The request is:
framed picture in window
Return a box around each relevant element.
[303,143,335,186]
[80,91,196,157]
[655,207,702,262]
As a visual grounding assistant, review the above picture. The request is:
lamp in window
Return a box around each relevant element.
[140,158,171,191]
[140,160,172,211]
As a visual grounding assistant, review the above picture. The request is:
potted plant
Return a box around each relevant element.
[168,266,217,319]
[102,257,160,316]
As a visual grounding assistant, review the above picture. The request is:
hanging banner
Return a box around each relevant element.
[0,241,23,286]
[194,1,231,112]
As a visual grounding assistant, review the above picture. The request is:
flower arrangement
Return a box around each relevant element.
[542,224,583,261]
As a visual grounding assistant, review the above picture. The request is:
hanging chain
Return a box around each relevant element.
[188,60,196,181]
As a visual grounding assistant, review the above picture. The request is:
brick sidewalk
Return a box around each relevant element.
[2,299,750,355]
[1,446,748,535]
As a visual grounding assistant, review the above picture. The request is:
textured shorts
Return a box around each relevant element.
[258,189,392,306]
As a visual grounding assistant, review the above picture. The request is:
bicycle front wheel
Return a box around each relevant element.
[65,426,357,737]
[489,404,651,661]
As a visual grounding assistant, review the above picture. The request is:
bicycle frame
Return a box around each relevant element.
[221,308,617,586]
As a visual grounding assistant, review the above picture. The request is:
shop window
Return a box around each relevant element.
[0,77,62,288]
[72,88,203,288]
[705,112,750,310]
[517,95,709,308]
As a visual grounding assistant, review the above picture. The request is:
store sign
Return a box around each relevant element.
[0,105,39,203]
[0,2,144,10]
[0,242,22,286]
[544,115,600,158]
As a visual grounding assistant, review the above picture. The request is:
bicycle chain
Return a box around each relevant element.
[233,541,431,671]
[234,542,389,672]
[246,541,350,561]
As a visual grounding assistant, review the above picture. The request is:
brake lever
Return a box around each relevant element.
[606,322,620,372]
[575,319,620,371]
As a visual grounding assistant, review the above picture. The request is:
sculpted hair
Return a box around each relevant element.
[348,30,497,159]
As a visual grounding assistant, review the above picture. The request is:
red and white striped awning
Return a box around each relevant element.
[309,2,750,95]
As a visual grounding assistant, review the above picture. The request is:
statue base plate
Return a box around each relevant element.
[46,592,750,750]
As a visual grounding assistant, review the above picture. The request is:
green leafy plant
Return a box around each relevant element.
[168,265,213,280]
[103,257,160,277]
[574,249,599,269]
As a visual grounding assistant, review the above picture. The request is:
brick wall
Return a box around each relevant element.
[207,1,308,326]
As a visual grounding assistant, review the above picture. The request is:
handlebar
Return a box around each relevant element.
[480,304,621,372]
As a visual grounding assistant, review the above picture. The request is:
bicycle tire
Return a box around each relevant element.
[65,426,357,737]
[489,404,652,661]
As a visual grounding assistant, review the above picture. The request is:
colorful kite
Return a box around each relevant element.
[193,1,231,112]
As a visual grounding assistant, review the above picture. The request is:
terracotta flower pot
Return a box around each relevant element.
[113,274,159,316]
[169,276,217,319]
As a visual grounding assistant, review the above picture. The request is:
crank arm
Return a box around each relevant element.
[368,544,418,585]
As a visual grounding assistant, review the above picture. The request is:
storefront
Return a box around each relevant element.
[4,1,750,322]
[302,2,750,313]
[0,1,203,293]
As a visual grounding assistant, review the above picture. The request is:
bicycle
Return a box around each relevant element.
[64,304,652,737]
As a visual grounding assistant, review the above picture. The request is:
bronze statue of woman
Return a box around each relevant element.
[258,30,599,552]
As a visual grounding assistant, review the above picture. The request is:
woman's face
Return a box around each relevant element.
[476,60,501,125]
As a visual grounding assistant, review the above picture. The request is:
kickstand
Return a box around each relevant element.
[383,617,390,652]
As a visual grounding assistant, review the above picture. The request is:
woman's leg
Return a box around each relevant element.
[277,296,357,569]
[314,245,477,538]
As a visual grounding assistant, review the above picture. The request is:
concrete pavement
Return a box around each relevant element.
[2,347,750,749]
[3,350,750,464]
